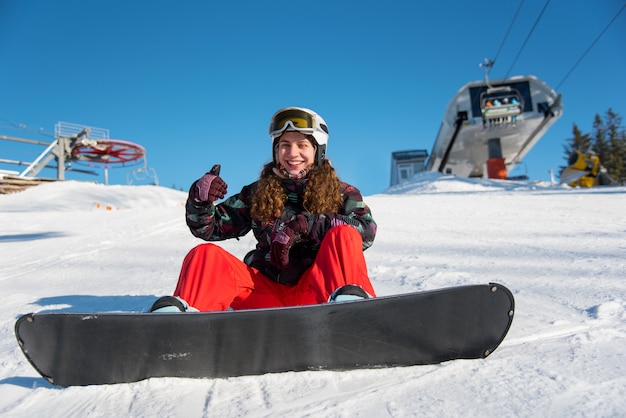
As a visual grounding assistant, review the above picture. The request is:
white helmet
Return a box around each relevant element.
[268,107,329,165]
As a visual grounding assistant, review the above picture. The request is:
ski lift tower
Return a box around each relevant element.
[56,121,154,185]
[0,120,158,192]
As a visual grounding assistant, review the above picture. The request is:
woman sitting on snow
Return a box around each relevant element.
[150,107,377,312]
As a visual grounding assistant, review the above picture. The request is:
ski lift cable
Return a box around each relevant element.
[491,0,526,68]
[555,3,626,91]
[0,117,54,137]
[504,0,552,78]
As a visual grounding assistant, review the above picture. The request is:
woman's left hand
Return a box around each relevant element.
[270,215,308,268]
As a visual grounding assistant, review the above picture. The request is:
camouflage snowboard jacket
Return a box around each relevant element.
[185,177,376,285]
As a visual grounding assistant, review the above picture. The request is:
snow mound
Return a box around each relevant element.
[586,301,626,322]
[382,172,561,195]
[0,181,187,212]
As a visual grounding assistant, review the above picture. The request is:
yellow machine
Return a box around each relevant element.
[560,150,613,187]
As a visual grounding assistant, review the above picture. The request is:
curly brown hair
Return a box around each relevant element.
[250,160,343,222]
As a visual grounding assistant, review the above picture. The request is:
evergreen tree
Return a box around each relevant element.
[563,108,626,186]
[591,109,626,185]
[592,113,610,163]
[561,123,591,170]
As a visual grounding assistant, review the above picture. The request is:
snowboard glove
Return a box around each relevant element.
[270,214,309,269]
[189,164,227,205]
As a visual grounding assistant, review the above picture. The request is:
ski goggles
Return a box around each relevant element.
[269,108,317,139]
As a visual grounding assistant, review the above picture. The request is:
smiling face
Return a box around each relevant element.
[275,131,316,176]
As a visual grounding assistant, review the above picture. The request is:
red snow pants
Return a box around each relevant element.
[173,225,376,311]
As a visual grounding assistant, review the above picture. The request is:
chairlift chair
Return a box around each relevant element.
[480,87,523,121]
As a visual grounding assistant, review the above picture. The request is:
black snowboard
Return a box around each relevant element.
[15,283,514,387]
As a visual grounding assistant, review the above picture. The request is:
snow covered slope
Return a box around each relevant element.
[1,175,625,417]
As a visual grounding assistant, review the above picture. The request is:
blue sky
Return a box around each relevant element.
[1,0,624,196]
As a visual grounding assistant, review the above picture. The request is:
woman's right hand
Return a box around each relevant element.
[189,164,228,205]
